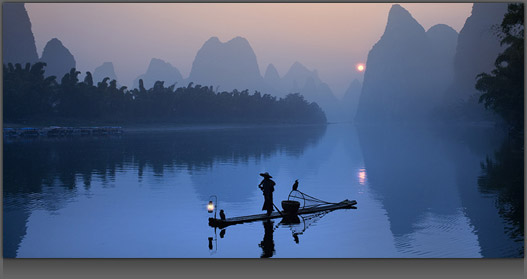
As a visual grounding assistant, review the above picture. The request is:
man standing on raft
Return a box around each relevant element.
[258,172,276,216]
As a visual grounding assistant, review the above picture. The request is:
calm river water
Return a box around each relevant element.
[3,123,523,258]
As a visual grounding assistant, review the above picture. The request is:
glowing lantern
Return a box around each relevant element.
[207,201,214,213]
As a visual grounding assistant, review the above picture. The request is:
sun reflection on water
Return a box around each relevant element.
[358,168,367,186]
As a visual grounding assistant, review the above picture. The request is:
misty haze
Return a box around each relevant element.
[2,3,524,258]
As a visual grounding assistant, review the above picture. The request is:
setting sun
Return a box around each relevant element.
[356,63,365,72]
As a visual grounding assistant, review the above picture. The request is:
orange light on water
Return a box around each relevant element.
[358,168,367,185]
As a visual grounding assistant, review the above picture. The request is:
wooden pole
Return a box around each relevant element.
[273,203,284,217]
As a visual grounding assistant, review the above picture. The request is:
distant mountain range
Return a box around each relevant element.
[3,3,344,121]
[180,36,345,121]
[3,3,76,81]
[4,3,510,124]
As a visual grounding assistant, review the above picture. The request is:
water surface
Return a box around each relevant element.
[3,124,523,258]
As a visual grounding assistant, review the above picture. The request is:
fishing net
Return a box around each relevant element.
[280,210,331,236]
[287,190,341,209]
[279,188,353,243]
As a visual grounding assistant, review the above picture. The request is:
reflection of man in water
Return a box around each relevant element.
[258,172,275,216]
[259,220,275,258]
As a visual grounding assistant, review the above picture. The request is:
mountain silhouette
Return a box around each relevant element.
[446,3,508,103]
[93,62,118,84]
[281,62,340,121]
[263,64,281,90]
[281,62,323,94]
[133,58,183,89]
[188,36,264,92]
[355,4,458,123]
[187,37,341,120]
[40,38,76,80]
[342,79,362,121]
[273,62,340,121]
[426,24,458,104]
[2,3,39,65]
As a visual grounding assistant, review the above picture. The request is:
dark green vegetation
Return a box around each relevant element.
[3,63,326,125]
[476,3,524,134]
[476,4,524,256]
[478,136,524,257]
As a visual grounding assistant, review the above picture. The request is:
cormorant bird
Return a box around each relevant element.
[219,209,226,220]
[292,180,299,191]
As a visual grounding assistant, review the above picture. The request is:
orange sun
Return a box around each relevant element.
[356,64,365,72]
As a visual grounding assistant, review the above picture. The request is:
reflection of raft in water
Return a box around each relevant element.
[208,193,357,229]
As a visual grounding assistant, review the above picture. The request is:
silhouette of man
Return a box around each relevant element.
[258,172,276,216]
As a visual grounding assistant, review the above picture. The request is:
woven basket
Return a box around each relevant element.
[281,200,300,214]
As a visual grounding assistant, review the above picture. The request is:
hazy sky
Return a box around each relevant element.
[26,3,473,97]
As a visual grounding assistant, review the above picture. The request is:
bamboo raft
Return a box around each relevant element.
[208,199,357,228]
